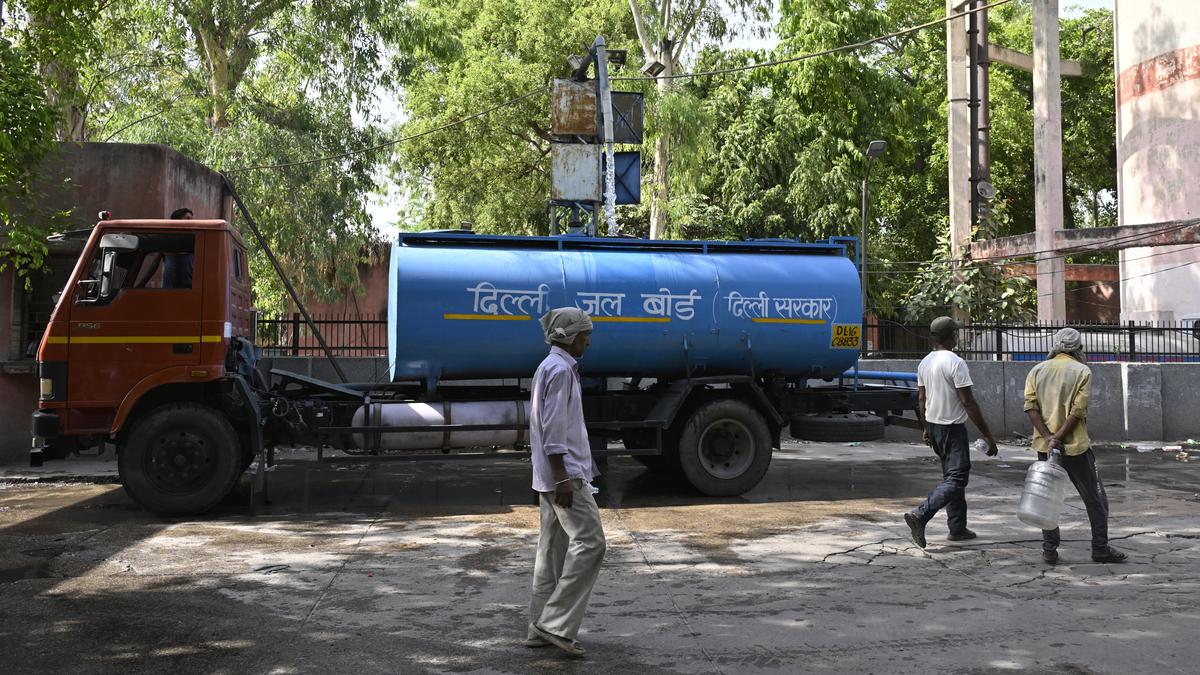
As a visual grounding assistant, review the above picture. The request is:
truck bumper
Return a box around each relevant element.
[30,410,60,467]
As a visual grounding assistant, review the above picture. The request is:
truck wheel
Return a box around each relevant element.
[677,399,772,497]
[789,412,885,442]
[118,403,244,516]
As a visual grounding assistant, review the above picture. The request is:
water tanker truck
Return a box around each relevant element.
[31,218,918,515]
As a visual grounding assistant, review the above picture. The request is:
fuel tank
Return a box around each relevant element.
[388,233,862,384]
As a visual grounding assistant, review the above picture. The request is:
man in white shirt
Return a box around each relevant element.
[904,316,998,549]
[526,307,604,657]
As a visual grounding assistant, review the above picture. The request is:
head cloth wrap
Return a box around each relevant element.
[1048,327,1086,362]
[540,307,593,346]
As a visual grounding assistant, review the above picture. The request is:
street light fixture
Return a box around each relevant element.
[640,59,666,77]
[861,139,887,323]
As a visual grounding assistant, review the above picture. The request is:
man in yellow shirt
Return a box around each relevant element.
[1023,327,1127,565]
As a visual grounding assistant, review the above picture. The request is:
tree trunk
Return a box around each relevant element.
[29,10,87,141]
[650,63,673,240]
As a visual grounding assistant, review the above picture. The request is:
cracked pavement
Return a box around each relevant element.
[1,440,1197,673]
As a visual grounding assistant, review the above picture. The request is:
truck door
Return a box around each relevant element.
[67,230,203,425]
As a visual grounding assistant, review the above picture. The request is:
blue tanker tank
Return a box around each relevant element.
[388,233,862,385]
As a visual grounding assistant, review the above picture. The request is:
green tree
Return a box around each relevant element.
[5,0,444,310]
[391,0,638,235]
[0,32,60,283]
[626,0,772,239]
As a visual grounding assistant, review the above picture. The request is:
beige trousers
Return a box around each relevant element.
[528,479,606,641]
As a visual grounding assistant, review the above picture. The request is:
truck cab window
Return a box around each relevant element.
[78,232,196,305]
[126,233,196,290]
[231,245,246,283]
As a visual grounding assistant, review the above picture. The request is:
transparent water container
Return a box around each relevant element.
[1017,451,1070,530]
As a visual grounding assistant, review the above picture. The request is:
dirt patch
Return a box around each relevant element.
[610,498,909,564]
[456,544,519,574]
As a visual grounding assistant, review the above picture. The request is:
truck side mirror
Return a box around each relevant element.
[77,234,138,305]
[99,250,116,297]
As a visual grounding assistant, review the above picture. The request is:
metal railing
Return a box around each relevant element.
[864,321,1200,362]
[256,313,387,357]
[253,315,1200,363]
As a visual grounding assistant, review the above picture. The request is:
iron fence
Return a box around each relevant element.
[864,321,1200,362]
[253,314,1200,363]
[256,313,387,357]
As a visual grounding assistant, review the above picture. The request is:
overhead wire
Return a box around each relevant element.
[866,240,1200,277]
[612,0,1014,82]
[222,0,1014,174]
[864,217,1200,271]
[222,88,548,174]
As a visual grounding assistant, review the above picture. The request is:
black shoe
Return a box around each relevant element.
[1042,549,1059,565]
[904,512,926,549]
[947,529,977,541]
[1091,547,1128,563]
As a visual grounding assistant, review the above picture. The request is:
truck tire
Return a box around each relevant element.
[789,412,885,442]
[118,403,244,516]
[676,399,772,497]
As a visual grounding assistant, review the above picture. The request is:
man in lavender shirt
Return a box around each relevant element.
[526,307,605,657]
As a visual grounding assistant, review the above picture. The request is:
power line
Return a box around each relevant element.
[867,244,1200,312]
[222,88,548,174]
[1036,255,1200,298]
[612,0,1013,83]
[219,0,1015,179]
[867,217,1200,271]
[867,240,1200,277]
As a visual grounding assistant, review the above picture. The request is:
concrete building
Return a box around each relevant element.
[1116,0,1200,322]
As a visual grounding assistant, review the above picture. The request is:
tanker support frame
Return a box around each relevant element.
[258,364,920,501]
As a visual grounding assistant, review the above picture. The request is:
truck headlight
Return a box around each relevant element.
[40,378,53,400]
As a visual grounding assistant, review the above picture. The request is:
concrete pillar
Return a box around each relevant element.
[947,0,972,322]
[1032,0,1067,322]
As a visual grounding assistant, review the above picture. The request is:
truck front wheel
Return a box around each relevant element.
[118,403,244,516]
[677,399,772,497]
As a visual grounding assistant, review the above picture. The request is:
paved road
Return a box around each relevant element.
[1,441,1197,674]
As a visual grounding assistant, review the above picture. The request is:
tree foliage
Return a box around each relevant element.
[3,0,438,310]
[0,32,60,283]
[391,0,638,235]
[2,0,1118,321]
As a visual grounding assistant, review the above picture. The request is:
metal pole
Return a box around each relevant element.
[968,0,980,226]
[859,140,886,321]
[860,170,871,322]
[594,35,619,236]
[976,2,991,186]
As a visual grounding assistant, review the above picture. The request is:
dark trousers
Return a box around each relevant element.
[915,423,971,534]
[1036,449,1109,552]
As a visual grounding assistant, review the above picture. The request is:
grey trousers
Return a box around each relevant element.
[1036,449,1110,552]
[528,479,606,642]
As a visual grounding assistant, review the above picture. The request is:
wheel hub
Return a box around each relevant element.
[146,430,215,494]
[697,419,755,480]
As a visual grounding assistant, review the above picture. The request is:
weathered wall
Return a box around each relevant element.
[1116,0,1200,321]
[0,143,231,466]
[35,143,232,225]
[863,358,1200,442]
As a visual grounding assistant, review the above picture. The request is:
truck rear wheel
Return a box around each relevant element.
[677,399,772,497]
[118,403,244,516]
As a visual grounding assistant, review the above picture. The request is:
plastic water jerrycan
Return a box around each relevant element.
[1017,451,1070,530]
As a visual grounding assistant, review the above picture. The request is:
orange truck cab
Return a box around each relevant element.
[32,219,261,513]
